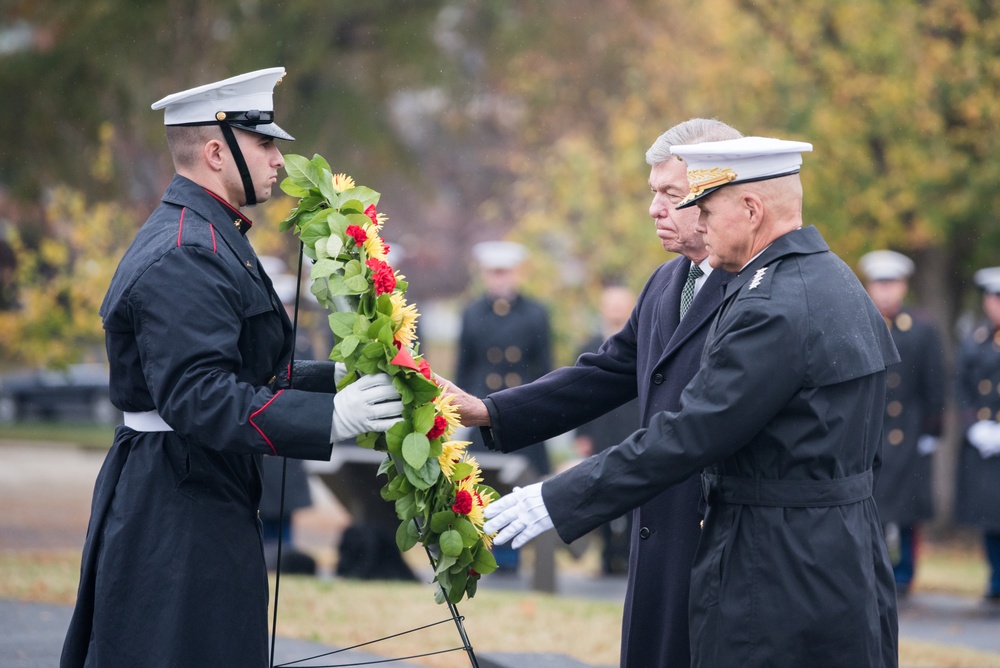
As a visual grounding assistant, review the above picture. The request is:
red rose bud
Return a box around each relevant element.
[345,224,367,247]
[364,204,378,226]
[452,489,473,515]
[427,415,448,440]
[418,359,432,380]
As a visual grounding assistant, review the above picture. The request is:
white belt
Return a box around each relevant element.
[123,410,173,432]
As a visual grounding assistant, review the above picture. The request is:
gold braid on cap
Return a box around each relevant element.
[679,167,738,204]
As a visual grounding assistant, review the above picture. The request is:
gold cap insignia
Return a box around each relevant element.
[679,167,738,205]
[216,111,227,121]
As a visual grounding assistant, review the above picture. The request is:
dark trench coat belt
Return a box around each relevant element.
[701,469,874,508]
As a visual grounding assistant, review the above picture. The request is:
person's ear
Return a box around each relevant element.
[744,193,764,230]
[204,139,226,172]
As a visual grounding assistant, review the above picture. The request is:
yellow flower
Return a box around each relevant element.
[434,393,463,440]
[363,225,388,262]
[375,211,388,228]
[438,440,469,479]
[332,173,355,192]
[456,459,489,533]
[389,293,420,350]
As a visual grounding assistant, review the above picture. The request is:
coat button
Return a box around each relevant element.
[639,527,651,539]
[652,373,664,385]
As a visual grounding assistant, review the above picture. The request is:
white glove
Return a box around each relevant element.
[967,420,1000,458]
[330,373,403,441]
[917,434,938,456]
[334,362,348,385]
[483,482,554,549]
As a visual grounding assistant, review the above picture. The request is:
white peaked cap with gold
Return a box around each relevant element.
[858,250,915,282]
[151,67,294,141]
[669,136,813,208]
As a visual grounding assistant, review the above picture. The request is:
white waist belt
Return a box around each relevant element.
[123,410,173,432]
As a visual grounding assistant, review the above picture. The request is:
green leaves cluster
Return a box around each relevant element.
[280,154,497,604]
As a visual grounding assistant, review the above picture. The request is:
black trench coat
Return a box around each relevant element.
[493,227,900,668]
[954,324,1000,531]
[872,309,944,525]
[483,255,729,667]
[62,175,337,668]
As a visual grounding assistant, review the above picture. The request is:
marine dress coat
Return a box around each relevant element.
[494,227,900,668]
[482,255,730,668]
[954,323,1000,531]
[872,308,944,525]
[62,175,338,668]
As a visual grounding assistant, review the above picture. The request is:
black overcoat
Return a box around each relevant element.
[484,256,730,667]
[457,292,552,474]
[954,323,1000,531]
[872,308,944,524]
[514,227,899,668]
[62,175,337,668]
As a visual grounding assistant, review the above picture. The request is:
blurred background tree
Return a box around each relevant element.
[1,0,999,372]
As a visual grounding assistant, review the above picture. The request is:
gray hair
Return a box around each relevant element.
[645,118,743,165]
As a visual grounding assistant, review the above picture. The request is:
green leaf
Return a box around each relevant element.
[401,432,430,469]
[279,176,310,198]
[434,553,458,575]
[453,517,481,547]
[310,258,342,280]
[384,421,411,457]
[439,529,463,557]
[328,312,358,338]
[447,570,468,603]
[450,461,474,481]
[377,455,396,478]
[431,510,458,533]
[282,154,315,188]
[396,519,419,552]
[395,492,418,521]
[344,274,370,294]
[340,335,360,357]
[470,545,498,575]
[403,456,441,490]
[325,234,344,259]
[412,403,436,435]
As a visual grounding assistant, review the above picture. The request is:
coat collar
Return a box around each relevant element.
[724,226,828,299]
[162,174,255,235]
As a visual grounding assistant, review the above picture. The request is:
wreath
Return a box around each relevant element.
[279,154,498,603]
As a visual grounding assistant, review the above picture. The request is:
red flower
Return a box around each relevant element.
[364,204,379,226]
[418,359,432,380]
[427,415,447,440]
[366,258,396,295]
[345,224,367,247]
[452,489,473,515]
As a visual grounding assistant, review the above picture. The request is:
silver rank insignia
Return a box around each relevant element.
[748,266,768,290]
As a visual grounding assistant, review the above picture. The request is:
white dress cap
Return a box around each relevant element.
[669,136,813,208]
[151,67,293,140]
[858,250,915,281]
[473,241,527,270]
[975,267,1000,295]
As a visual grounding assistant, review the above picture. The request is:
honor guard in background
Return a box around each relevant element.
[455,240,552,574]
[455,241,552,476]
[859,250,945,597]
[61,68,403,667]
[954,267,1000,602]
[466,136,900,667]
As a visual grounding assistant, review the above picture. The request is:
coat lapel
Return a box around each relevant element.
[655,265,731,370]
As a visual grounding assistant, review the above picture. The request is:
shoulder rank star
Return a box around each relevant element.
[748,266,768,290]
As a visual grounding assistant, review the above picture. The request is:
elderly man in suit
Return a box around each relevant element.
[447,117,742,667]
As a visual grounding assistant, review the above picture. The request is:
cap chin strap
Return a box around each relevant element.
[218,122,257,206]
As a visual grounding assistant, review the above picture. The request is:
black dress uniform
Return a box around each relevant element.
[456,292,552,475]
[61,175,337,667]
[481,256,729,667]
[954,321,1000,597]
[492,227,900,667]
[873,309,944,570]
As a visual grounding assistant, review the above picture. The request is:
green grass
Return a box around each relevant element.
[0,422,114,449]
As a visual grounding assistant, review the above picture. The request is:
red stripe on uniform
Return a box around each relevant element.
[209,224,217,252]
[249,390,282,455]
[177,207,186,246]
